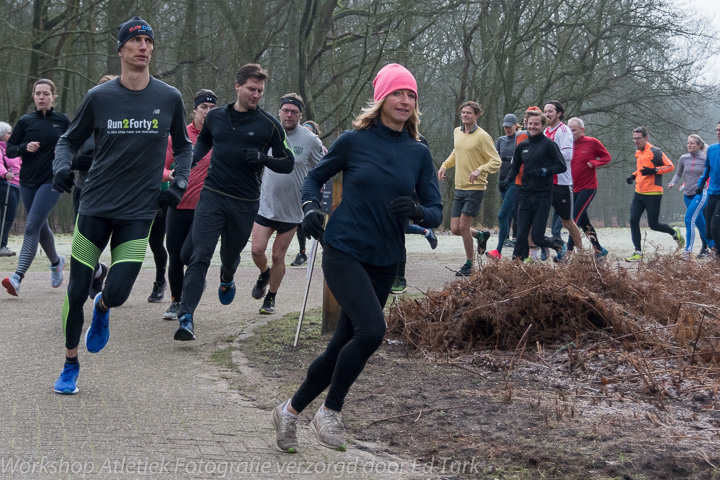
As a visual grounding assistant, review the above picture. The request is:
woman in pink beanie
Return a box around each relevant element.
[270,64,443,453]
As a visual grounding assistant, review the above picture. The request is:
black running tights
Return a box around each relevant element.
[291,244,396,412]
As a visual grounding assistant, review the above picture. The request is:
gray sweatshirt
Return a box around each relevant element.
[670,151,706,196]
[259,125,324,223]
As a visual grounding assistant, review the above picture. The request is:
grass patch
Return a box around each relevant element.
[240,307,329,404]
[210,346,235,368]
[242,307,326,365]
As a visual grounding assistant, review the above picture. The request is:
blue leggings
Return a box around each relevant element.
[495,183,518,253]
[16,183,60,276]
[683,192,712,252]
[405,223,425,235]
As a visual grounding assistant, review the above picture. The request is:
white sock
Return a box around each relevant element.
[282,400,298,418]
[423,229,430,236]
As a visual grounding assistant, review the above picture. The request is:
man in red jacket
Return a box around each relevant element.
[567,117,611,257]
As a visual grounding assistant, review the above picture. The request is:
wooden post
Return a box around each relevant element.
[321,177,342,334]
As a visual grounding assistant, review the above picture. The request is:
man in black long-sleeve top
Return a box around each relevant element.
[501,108,566,260]
[174,63,295,341]
[51,17,193,395]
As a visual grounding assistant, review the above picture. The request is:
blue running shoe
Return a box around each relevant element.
[540,247,549,262]
[218,281,236,305]
[595,247,608,260]
[174,314,196,341]
[85,292,110,353]
[2,273,21,296]
[54,362,79,394]
[425,229,438,250]
[555,242,567,262]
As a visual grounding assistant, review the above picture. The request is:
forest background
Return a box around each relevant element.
[0,0,718,233]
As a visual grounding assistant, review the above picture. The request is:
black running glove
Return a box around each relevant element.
[245,148,269,167]
[640,166,657,176]
[527,168,548,177]
[302,201,325,239]
[52,168,75,193]
[388,196,424,221]
[158,180,186,209]
[626,175,635,185]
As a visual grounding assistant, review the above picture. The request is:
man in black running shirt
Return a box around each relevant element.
[502,108,566,261]
[174,63,294,341]
[51,17,193,395]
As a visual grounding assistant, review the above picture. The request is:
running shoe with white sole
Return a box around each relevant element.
[272,402,299,453]
[259,296,275,314]
[311,405,346,451]
[390,276,407,294]
[2,273,21,296]
[53,362,79,395]
[50,255,65,288]
[290,252,307,266]
[625,252,643,262]
[163,300,180,320]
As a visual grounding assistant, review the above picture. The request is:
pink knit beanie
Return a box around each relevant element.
[372,64,418,103]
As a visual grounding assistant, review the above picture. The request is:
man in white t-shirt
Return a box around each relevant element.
[544,100,583,259]
[250,93,324,313]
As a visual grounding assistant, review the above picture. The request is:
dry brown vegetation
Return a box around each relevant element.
[388,253,720,409]
[239,251,720,478]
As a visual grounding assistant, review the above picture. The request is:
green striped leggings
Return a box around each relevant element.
[62,214,152,350]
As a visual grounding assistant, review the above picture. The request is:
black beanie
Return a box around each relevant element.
[117,17,154,51]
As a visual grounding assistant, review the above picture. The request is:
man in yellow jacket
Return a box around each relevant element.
[438,101,501,276]
[625,126,684,261]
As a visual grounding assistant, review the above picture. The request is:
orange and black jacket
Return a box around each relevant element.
[632,142,673,194]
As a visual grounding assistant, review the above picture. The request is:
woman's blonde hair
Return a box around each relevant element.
[688,134,707,153]
[352,98,421,141]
